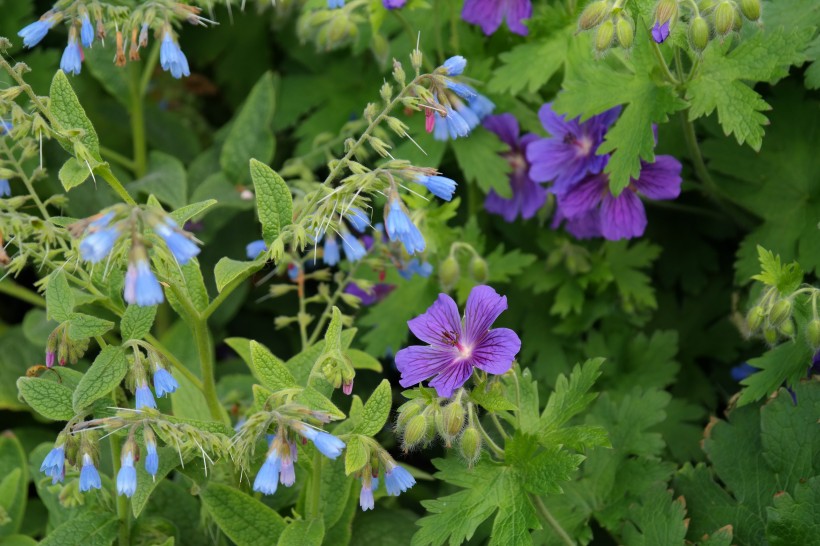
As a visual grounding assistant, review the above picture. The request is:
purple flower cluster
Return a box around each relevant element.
[461,0,532,35]
[485,103,682,240]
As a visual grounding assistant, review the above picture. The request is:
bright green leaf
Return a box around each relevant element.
[201,483,286,546]
[16,377,74,421]
[72,346,128,412]
[249,159,293,245]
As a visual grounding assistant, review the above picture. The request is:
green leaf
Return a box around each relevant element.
[130,151,188,209]
[451,128,512,198]
[323,306,344,354]
[214,257,265,294]
[766,477,820,546]
[72,346,128,412]
[344,435,369,475]
[487,26,573,95]
[347,349,382,372]
[170,199,218,225]
[58,157,90,191]
[554,34,685,193]
[352,379,392,436]
[469,379,516,412]
[66,313,114,340]
[131,446,183,518]
[39,511,117,546]
[249,159,293,245]
[16,377,74,421]
[201,483,286,546]
[221,72,277,184]
[751,246,803,294]
[622,484,688,546]
[319,454,354,528]
[540,358,604,431]
[0,433,27,538]
[46,271,74,322]
[120,305,157,341]
[284,329,356,385]
[737,341,813,406]
[249,341,297,391]
[49,71,101,159]
[296,386,345,420]
[277,519,324,546]
[686,27,814,150]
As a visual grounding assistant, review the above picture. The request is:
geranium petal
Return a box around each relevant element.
[429,360,474,398]
[600,191,647,240]
[633,155,682,200]
[407,293,462,346]
[464,285,508,345]
[483,114,520,148]
[471,328,521,374]
[396,346,457,388]
[461,0,505,35]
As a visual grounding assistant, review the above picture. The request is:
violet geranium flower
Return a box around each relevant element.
[555,155,682,240]
[527,103,621,195]
[395,285,521,397]
[651,21,671,43]
[461,0,532,36]
[483,113,545,222]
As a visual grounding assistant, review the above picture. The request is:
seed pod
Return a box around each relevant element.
[769,299,792,328]
[439,255,460,289]
[403,414,428,450]
[746,306,766,333]
[469,256,489,283]
[616,16,634,49]
[806,319,820,349]
[459,427,482,465]
[739,0,760,20]
[578,0,610,31]
[594,19,615,52]
[689,16,710,52]
[714,1,735,36]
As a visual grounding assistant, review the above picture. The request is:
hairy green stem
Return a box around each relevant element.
[308,451,323,519]
[649,41,679,85]
[0,137,50,219]
[110,433,131,546]
[0,279,46,307]
[489,412,509,440]
[98,166,137,205]
[139,42,161,98]
[193,317,228,423]
[100,146,137,172]
[531,494,575,546]
[129,65,147,179]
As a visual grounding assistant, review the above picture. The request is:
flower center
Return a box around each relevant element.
[440,330,473,359]
[563,133,593,157]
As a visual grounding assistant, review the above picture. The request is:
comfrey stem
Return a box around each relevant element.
[531,494,575,546]
[306,261,362,346]
[129,63,147,178]
[0,279,46,307]
[110,432,131,546]
[308,451,323,519]
[193,316,228,424]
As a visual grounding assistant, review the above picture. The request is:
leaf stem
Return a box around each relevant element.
[129,63,148,178]
[100,146,137,172]
[0,278,46,307]
[0,137,50,219]
[193,316,228,424]
[470,405,504,458]
[530,494,575,546]
[489,412,509,440]
[308,451,323,520]
[649,41,679,85]
[98,165,138,206]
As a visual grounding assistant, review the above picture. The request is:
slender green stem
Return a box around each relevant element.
[201,262,264,320]
[0,279,46,307]
[143,334,205,390]
[297,279,309,351]
[193,317,228,424]
[110,433,131,546]
[531,494,575,546]
[306,262,362,346]
[489,412,509,440]
[650,41,679,85]
[139,42,161,98]
[129,64,148,178]
[101,146,137,172]
[308,451,323,519]
[433,0,445,63]
[98,166,137,205]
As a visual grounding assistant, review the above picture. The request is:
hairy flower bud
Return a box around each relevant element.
[746,306,765,333]
[768,299,792,328]
[578,0,610,31]
[739,0,760,21]
[689,16,710,52]
[806,319,820,349]
[402,414,428,450]
[441,401,466,438]
[654,0,679,24]
[459,426,481,466]
[439,255,460,289]
[779,319,795,338]
[763,327,778,345]
[469,256,489,283]
[616,16,634,49]
[594,19,615,52]
[714,1,735,36]
[396,400,422,433]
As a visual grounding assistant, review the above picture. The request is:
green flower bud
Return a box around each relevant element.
[616,16,634,49]
[594,19,615,52]
[441,401,466,438]
[733,8,743,31]
[739,0,760,20]
[469,256,489,283]
[396,401,422,433]
[763,327,778,345]
[769,299,792,328]
[714,1,735,36]
[689,16,710,52]
[746,305,766,333]
[459,427,482,466]
[403,414,428,450]
[779,319,795,338]
[654,0,679,24]
[439,255,460,289]
[807,319,820,349]
[578,0,610,31]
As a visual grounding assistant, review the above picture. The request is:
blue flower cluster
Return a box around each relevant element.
[430,56,495,142]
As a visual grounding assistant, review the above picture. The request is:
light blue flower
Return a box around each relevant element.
[60,37,83,76]
[399,259,433,280]
[124,259,164,306]
[156,219,200,265]
[384,463,415,496]
[415,175,456,201]
[80,227,119,263]
[468,93,495,119]
[327,0,345,7]
[246,239,267,259]
[433,107,470,141]
[18,17,56,49]
[116,452,137,497]
[80,14,94,48]
[79,453,102,492]
[323,235,340,266]
[445,81,476,100]
[145,440,159,476]
[340,231,366,262]
[0,179,10,197]
[441,56,467,76]
[253,451,281,495]
[40,444,65,484]
[160,31,190,79]
[346,207,370,232]
[359,476,378,511]
[385,198,425,254]
[153,368,178,397]
[135,380,157,410]
[297,427,345,459]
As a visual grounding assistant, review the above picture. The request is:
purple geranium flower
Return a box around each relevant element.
[382,0,407,8]
[395,285,521,397]
[651,21,670,43]
[555,155,682,240]
[483,114,545,222]
[527,104,620,195]
[461,0,532,36]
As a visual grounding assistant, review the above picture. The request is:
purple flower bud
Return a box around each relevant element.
[46,350,56,368]
[342,380,354,396]
[651,21,670,43]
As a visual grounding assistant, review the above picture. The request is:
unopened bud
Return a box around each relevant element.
[769,299,792,328]
[439,256,460,289]
[594,19,615,52]
[578,0,610,31]
[807,319,820,349]
[654,0,679,24]
[714,1,735,36]
[739,0,760,20]
[403,414,427,450]
[469,256,489,283]
[746,306,765,332]
[779,319,795,338]
[689,16,710,52]
[441,401,465,437]
[763,327,778,345]
[396,401,422,432]
[733,8,743,31]
[392,59,406,85]
[616,16,634,48]
[459,427,481,465]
